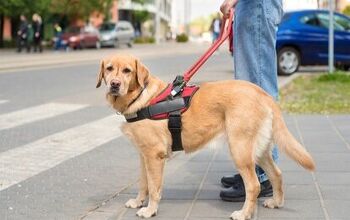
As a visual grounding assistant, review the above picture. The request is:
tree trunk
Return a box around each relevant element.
[0,14,4,48]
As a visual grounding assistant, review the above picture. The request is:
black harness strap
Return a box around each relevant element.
[168,110,183,151]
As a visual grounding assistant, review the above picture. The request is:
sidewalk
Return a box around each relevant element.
[81,113,350,217]
[0,43,212,72]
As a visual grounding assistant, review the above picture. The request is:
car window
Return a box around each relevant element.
[100,23,115,31]
[281,13,291,23]
[334,14,350,31]
[316,13,346,31]
[117,24,128,31]
[300,14,319,26]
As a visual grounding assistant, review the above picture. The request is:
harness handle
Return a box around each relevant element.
[183,9,234,83]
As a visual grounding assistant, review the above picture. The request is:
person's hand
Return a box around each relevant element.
[220,0,238,18]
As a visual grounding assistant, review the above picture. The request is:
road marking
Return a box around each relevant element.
[0,102,87,130]
[0,115,124,191]
[0,100,8,105]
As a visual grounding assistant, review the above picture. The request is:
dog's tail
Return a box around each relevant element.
[272,105,315,171]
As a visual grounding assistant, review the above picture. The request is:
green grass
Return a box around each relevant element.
[280,71,350,114]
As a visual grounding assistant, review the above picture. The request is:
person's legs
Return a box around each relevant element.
[221,0,283,200]
[234,0,283,179]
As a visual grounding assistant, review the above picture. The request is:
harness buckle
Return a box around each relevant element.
[170,75,186,98]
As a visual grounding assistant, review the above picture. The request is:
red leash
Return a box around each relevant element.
[150,10,233,105]
[183,9,234,82]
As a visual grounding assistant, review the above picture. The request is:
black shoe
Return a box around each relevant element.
[220,179,273,202]
[221,174,243,188]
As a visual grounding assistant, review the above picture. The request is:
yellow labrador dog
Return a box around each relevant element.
[96,54,315,220]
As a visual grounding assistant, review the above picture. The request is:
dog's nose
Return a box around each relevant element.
[110,80,121,89]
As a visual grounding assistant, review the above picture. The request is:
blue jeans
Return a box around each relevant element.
[233,0,283,182]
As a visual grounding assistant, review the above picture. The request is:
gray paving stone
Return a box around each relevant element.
[190,200,242,218]
[316,172,350,185]
[324,200,350,219]
[284,184,319,200]
[203,171,235,185]
[319,185,350,200]
[282,171,314,185]
[161,184,199,200]
[197,184,222,200]
[257,200,324,219]
[164,172,204,185]
[84,211,117,220]
[258,218,325,220]
[123,200,192,219]
[209,161,235,172]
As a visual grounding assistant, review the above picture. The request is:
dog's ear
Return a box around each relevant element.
[96,60,106,88]
[135,59,150,88]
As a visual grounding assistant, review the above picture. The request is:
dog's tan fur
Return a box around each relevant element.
[96,54,315,220]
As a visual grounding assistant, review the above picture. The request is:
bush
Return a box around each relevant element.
[343,5,350,16]
[176,33,188,43]
[317,71,350,83]
[134,36,155,44]
[2,39,16,48]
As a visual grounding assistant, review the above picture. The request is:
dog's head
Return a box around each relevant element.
[96,54,150,97]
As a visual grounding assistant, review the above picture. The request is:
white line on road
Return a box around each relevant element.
[0,100,9,105]
[0,102,88,130]
[0,115,124,191]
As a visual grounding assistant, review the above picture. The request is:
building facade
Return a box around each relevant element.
[118,0,172,41]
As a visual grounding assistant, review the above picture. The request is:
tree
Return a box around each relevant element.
[0,0,51,17]
[49,0,114,21]
[343,5,350,16]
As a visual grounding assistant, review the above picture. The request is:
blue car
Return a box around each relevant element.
[277,10,350,75]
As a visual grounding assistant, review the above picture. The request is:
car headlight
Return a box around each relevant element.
[103,35,112,41]
[69,36,78,42]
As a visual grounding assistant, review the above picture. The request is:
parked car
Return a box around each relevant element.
[99,21,135,48]
[277,10,350,75]
[61,26,101,50]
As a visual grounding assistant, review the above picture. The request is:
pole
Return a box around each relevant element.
[184,0,190,35]
[155,0,161,44]
[328,0,334,73]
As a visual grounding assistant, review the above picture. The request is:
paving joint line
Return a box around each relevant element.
[293,115,330,220]
[183,148,218,220]
[80,151,183,220]
[326,115,350,151]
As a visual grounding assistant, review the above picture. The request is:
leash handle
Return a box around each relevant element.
[183,9,234,83]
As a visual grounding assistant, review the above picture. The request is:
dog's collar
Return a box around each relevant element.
[126,82,148,109]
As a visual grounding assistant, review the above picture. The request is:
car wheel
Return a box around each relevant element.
[335,63,350,71]
[127,40,133,48]
[278,47,300,75]
[113,39,119,48]
[79,42,84,50]
[95,41,101,49]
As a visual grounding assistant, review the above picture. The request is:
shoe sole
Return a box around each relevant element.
[220,191,273,202]
[221,182,233,188]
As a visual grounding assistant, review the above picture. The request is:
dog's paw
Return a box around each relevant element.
[263,198,283,209]
[136,207,157,218]
[125,199,143,209]
[230,210,251,220]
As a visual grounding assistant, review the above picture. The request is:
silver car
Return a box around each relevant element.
[99,21,135,48]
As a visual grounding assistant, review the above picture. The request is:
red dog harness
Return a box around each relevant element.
[125,10,233,152]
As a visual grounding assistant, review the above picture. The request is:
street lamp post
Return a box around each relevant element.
[155,0,161,44]
[328,0,334,73]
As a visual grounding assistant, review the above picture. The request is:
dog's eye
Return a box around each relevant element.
[106,66,114,71]
[122,68,132,74]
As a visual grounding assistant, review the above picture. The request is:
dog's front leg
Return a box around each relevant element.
[136,149,166,218]
[125,154,148,209]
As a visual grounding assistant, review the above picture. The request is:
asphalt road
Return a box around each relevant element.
[0,47,237,220]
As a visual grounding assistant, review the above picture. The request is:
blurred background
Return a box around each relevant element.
[1,0,349,47]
